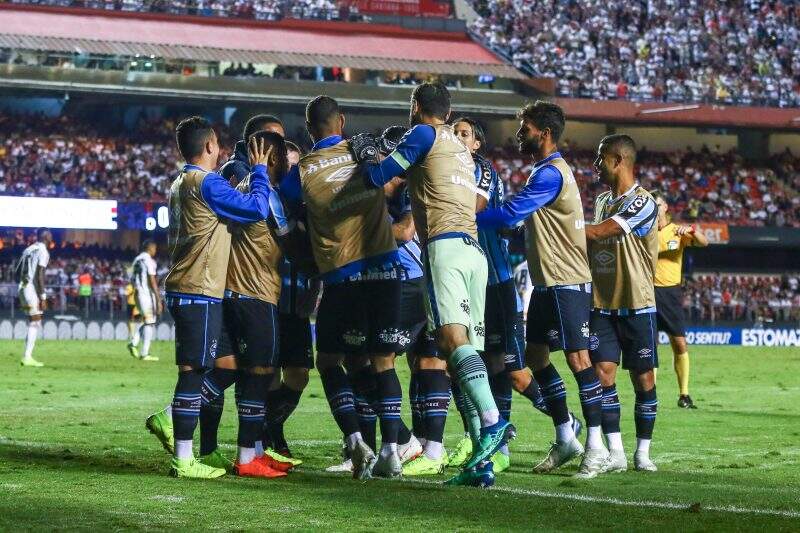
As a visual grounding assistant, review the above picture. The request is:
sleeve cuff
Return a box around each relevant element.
[476,188,490,201]
[611,214,632,234]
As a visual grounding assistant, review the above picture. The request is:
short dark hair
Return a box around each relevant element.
[141,238,156,251]
[175,116,215,161]
[306,95,340,133]
[451,116,486,147]
[518,100,565,142]
[600,134,637,164]
[250,130,287,167]
[36,227,50,241]
[243,114,283,141]
[412,82,451,121]
[650,190,666,202]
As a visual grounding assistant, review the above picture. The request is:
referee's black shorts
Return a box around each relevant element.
[654,285,686,337]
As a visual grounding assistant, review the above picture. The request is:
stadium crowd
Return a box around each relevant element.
[3,111,799,227]
[4,0,363,21]
[468,0,800,107]
[490,144,800,227]
[684,273,800,324]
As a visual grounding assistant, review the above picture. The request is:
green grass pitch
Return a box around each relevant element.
[0,341,798,531]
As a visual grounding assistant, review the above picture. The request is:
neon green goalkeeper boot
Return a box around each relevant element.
[491,450,511,473]
[170,457,226,479]
[146,407,174,454]
[447,434,472,467]
[199,449,234,472]
[266,448,302,467]
[403,452,449,476]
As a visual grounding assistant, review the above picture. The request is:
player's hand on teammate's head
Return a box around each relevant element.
[248,136,274,168]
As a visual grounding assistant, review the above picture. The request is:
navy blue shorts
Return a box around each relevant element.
[397,277,438,358]
[316,278,402,356]
[278,313,314,369]
[526,284,591,352]
[655,286,686,337]
[589,310,658,372]
[222,296,279,368]
[484,279,525,371]
[169,300,223,369]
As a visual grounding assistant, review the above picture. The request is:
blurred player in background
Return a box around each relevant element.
[586,134,660,475]
[652,192,708,409]
[15,227,52,367]
[129,239,162,362]
[125,282,142,353]
[476,102,603,478]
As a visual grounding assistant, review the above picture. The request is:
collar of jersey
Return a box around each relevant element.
[312,135,343,151]
[608,182,640,205]
[183,163,208,172]
[532,151,562,169]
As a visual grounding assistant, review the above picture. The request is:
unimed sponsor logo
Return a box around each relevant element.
[742,329,800,347]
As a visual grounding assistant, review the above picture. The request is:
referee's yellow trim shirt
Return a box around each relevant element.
[655,222,691,287]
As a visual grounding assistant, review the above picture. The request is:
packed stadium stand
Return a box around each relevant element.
[2,110,799,227]
[3,0,365,22]
[468,0,800,107]
[685,273,800,323]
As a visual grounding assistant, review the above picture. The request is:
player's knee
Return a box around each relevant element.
[482,352,505,375]
[371,353,395,372]
[246,365,274,376]
[508,368,530,393]
[214,354,237,370]
[594,362,617,387]
[417,356,447,371]
[565,349,592,372]
[525,343,550,370]
[630,368,655,391]
[283,367,310,390]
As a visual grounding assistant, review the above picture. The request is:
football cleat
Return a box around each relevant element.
[234,459,287,478]
[351,440,377,480]
[574,447,610,479]
[533,438,584,473]
[372,452,403,478]
[325,458,353,473]
[444,461,495,488]
[199,450,234,472]
[402,453,448,476]
[258,454,293,472]
[490,451,510,473]
[145,407,174,454]
[170,457,226,479]
[678,395,697,409]
[634,452,657,472]
[398,434,423,464]
[600,448,628,473]
[447,434,473,468]
[463,420,515,470]
[140,355,159,362]
[570,411,583,439]
[20,358,44,367]
[266,448,302,466]
[127,343,140,359]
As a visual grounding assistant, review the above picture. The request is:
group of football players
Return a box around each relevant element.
[15,80,704,488]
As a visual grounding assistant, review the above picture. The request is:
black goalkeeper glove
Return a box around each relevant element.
[349,133,381,165]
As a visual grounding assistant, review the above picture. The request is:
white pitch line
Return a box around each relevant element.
[310,470,800,519]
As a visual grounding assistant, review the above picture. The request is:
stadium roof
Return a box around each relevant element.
[0,6,524,79]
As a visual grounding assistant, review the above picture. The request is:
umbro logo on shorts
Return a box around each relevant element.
[638,348,652,357]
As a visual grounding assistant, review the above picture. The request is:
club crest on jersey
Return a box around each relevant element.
[667,239,679,250]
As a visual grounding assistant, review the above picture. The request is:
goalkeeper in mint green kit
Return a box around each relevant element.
[350,81,515,487]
